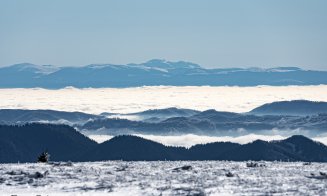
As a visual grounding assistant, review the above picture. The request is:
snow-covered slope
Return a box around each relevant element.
[1,161,326,195]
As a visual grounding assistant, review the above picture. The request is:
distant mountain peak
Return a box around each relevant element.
[145,59,168,64]
[11,63,35,68]
[267,67,302,72]
[86,64,125,70]
[244,66,302,73]
[142,59,201,69]
[7,63,59,74]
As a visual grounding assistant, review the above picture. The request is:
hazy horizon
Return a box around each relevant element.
[1,59,326,71]
[1,0,327,70]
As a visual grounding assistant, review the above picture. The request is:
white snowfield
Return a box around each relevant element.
[0,85,327,114]
[1,161,327,195]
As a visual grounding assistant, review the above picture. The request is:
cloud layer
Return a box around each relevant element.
[0,85,327,114]
[88,134,327,148]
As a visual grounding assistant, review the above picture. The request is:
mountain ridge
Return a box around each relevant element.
[1,60,327,88]
[1,123,327,163]
[1,100,327,137]
[250,100,327,116]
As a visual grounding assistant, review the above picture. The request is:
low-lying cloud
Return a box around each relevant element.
[0,85,327,114]
[88,133,327,148]
[134,134,287,148]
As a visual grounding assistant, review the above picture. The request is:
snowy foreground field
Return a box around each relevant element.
[1,161,327,195]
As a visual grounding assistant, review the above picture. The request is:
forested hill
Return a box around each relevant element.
[1,124,327,163]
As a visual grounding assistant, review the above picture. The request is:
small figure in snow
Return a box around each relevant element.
[37,151,50,163]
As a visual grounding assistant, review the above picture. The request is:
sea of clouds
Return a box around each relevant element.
[0,85,327,114]
[1,85,327,146]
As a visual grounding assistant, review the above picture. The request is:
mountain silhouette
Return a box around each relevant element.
[82,135,188,161]
[81,109,327,136]
[1,124,327,163]
[1,100,327,137]
[101,107,200,122]
[250,100,327,116]
[1,60,327,88]
[0,123,96,163]
[220,135,327,162]
[0,109,99,125]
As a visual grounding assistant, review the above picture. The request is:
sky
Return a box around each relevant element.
[0,0,327,70]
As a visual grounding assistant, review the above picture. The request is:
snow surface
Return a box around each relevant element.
[0,85,327,114]
[1,161,327,195]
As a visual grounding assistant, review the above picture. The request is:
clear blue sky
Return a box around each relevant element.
[1,0,326,70]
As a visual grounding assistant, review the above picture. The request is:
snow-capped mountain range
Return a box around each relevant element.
[1,59,327,88]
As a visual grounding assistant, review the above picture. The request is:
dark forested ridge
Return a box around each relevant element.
[1,123,327,163]
[250,100,327,116]
[81,135,189,161]
[0,124,97,163]
[0,109,99,125]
